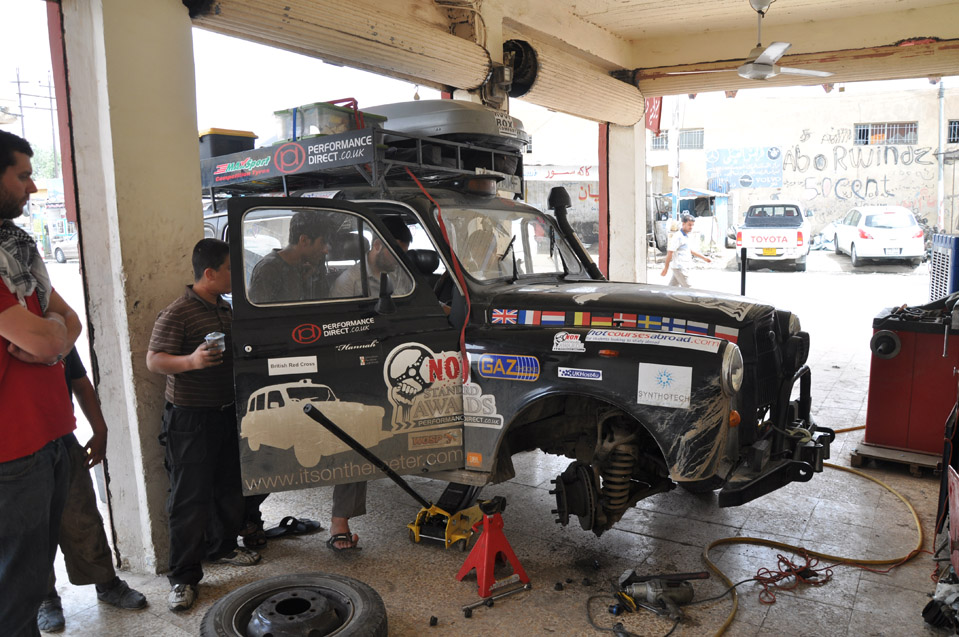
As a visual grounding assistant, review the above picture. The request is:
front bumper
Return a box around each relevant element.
[718,365,834,507]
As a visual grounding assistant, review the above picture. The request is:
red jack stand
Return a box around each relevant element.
[456,512,530,597]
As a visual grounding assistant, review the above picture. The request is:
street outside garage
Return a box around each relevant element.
[45,254,944,636]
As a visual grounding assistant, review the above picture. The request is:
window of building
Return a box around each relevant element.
[949,120,959,144]
[853,122,918,146]
[679,129,704,150]
[651,131,668,150]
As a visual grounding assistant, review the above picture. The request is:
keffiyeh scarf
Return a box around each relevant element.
[0,219,50,311]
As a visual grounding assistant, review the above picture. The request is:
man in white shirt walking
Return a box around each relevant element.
[660,213,711,288]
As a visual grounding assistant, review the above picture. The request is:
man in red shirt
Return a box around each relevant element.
[0,130,82,636]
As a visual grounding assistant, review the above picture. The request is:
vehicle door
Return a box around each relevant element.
[837,209,857,253]
[228,197,466,496]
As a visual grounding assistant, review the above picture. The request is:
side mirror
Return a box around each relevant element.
[805,210,814,218]
[374,272,396,315]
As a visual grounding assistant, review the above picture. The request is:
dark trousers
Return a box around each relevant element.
[0,436,70,637]
[47,433,116,595]
[162,403,244,586]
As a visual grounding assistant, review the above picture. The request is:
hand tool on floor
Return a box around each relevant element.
[616,570,709,621]
[462,582,532,618]
[303,404,490,550]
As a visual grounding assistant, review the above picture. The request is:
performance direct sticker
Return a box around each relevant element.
[637,363,692,409]
[558,367,602,381]
[587,330,721,353]
[477,354,540,382]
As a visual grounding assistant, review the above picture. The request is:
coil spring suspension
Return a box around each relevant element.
[601,444,637,513]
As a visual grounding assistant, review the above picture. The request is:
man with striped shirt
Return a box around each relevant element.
[146,239,259,612]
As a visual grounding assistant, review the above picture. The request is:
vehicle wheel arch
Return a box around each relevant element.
[486,391,670,484]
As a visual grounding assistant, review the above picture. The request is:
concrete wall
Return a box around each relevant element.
[647,85,959,233]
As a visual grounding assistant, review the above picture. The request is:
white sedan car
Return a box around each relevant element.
[832,206,924,267]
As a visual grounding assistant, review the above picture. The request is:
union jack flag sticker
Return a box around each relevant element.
[491,309,518,324]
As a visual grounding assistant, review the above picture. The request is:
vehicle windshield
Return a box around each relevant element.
[436,207,583,281]
[864,211,916,229]
[286,385,335,402]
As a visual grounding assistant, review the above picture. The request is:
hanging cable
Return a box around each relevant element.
[404,167,471,382]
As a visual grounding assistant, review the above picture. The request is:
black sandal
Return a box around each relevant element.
[326,532,360,552]
[240,522,267,549]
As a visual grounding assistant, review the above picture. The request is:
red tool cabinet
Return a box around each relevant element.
[865,308,959,455]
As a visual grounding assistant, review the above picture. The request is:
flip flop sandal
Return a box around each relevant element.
[327,532,361,551]
[264,516,323,539]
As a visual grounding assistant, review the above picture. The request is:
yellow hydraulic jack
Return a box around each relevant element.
[303,405,500,551]
[408,496,506,551]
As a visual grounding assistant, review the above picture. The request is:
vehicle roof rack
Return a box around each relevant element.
[200,126,524,205]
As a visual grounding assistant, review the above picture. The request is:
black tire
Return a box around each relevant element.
[200,573,388,637]
[833,234,840,255]
[850,244,861,268]
[909,258,922,268]
[55,248,66,263]
[795,258,807,272]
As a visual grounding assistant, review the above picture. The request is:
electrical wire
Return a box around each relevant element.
[703,462,926,636]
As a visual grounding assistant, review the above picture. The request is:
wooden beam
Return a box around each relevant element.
[636,39,959,97]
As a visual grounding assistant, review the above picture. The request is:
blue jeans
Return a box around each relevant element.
[0,436,70,637]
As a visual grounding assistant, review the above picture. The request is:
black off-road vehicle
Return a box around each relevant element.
[202,100,832,536]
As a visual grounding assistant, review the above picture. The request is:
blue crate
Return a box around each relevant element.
[930,234,959,301]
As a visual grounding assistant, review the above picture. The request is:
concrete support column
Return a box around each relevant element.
[59,0,202,573]
[605,123,647,282]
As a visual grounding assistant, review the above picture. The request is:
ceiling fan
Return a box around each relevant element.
[668,0,833,81]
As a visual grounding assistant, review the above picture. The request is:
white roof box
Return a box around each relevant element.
[364,100,529,151]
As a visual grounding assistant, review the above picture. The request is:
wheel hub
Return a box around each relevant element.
[549,461,598,532]
[247,588,342,637]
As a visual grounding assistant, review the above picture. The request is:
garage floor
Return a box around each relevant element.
[45,253,950,636]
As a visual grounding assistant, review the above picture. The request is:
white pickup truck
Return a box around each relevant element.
[735,199,812,272]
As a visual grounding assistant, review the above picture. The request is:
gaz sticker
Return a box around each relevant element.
[477,354,540,382]
[637,363,692,409]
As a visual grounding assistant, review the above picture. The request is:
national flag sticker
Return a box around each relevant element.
[491,309,518,324]
[715,326,739,343]
[541,311,566,325]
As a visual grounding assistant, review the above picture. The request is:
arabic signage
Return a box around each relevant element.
[706,147,783,190]
[200,128,376,189]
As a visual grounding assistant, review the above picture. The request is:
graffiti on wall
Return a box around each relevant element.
[708,127,942,224]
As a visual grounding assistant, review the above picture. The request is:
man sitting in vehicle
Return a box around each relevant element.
[330,217,412,298]
[248,211,332,304]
